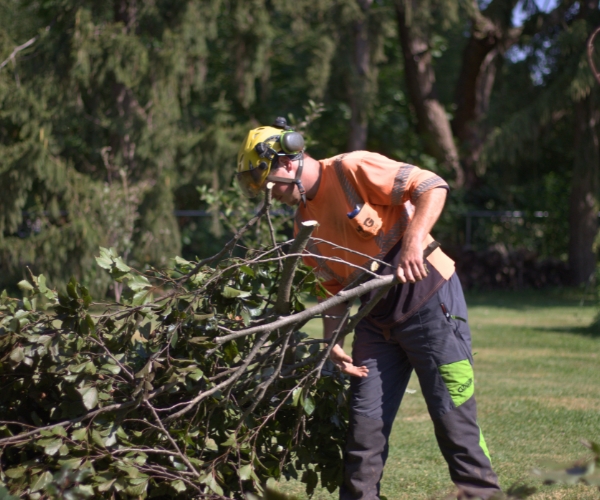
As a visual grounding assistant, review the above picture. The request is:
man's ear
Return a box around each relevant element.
[278,155,294,171]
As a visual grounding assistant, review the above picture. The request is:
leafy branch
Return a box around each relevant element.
[0,187,394,499]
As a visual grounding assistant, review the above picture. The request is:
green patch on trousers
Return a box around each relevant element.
[438,359,474,407]
[479,426,492,462]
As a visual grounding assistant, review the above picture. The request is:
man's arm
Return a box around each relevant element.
[322,301,368,378]
[397,187,447,283]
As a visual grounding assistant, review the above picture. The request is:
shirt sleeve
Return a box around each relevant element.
[342,152,449,207]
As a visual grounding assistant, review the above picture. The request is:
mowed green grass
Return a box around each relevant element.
[273,290,600,500]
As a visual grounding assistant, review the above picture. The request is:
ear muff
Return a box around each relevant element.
[280,130,305,154]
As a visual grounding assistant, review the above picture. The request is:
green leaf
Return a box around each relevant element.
[68,362,88,373]
[77,385,98,410]
[42,438,63,456]
[135,361,152,378]
[240,265,255,277]
[174,256,191,266]
[9,347,24,364]
[170,480,187,492]
[91,430,105,448]
[100,363,121,375]
[127,274,151,291]
[239,464,253,481]
[292,387,302,407]
[51,425,67,437]
[31,471,53,492]
[201,473,224,496]
[18,280,34,291]
[4,466,27,478]
[222,286,251,298]
[38,274,48,293]
[98,479,116,492]
[83,361,96,375]
[221,433,237,447]
[303,396,316,416]
[72,428,88,441]
[124,479,148,496]
[131,290,151,306]
[95,248,114,269]
[119,465,140,478]
[0,485,19,500]
[188,368,204,382]
[114,256,131,273]
[72,484,95,498]
[205,438,218,451]
[170,330,179,348]
[67,277,79,299]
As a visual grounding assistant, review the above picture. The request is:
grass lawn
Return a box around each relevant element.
[273,289,600,500]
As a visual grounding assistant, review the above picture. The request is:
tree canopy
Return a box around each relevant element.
[0,1,599,284]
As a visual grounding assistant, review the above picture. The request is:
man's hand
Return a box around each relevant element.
[330,344,369,377]
[396,239,428,283]
[396,188,447,284]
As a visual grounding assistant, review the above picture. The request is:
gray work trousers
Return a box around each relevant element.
[340,273,500,500]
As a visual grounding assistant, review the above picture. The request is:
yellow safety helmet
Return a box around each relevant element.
[236,117,305,199]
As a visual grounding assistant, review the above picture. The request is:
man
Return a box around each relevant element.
[236,118,501,500]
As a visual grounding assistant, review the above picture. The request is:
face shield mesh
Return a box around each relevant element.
[236,167,267,198]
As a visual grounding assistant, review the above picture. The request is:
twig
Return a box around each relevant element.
[263,183,279,251]
[145,402,200,477]
[163,330,272,422]
[275,220,319,315]
[0,23,54,72]
[587,25,600,86]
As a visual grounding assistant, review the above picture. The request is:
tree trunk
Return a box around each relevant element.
[568,93,599,285]
[567,0,599,286]
[452,0,520,188]
[111,0,139,176]
[394,0,463,186]
[348,0,374,152]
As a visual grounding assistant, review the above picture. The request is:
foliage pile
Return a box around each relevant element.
[0,190,399,499]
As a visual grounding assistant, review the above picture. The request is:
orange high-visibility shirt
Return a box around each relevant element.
[296,151,455,296]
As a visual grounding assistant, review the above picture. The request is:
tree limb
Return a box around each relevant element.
[587,25,600,86]
[275,220,318,315]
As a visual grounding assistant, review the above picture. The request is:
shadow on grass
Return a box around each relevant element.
[530,324,600,339]
[464,288,597,310]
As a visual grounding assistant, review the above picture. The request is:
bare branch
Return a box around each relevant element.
[275,220,319,315]
[145,402,200,477]
[214,273,396,344]
[0,36,38,71]
[587,25,600,86]
[0,22,54,72]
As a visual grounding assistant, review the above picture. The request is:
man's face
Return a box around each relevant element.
[267,161,301,206]
[270,180,300,206]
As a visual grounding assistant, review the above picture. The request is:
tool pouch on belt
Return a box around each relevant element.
[347,202,382,239]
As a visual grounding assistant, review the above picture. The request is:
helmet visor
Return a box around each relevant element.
[236,168,267,198]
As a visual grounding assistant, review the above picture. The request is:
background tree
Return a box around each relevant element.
[1,0,599,291]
